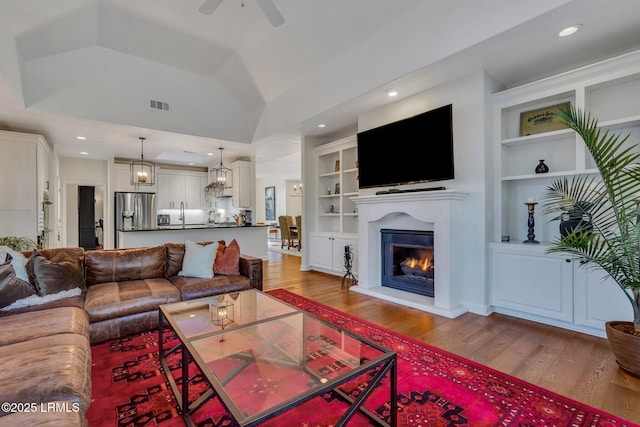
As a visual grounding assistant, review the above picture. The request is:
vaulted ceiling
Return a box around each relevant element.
[1,0,639,179]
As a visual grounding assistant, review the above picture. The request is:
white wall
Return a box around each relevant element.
[356,70,500,314]
[255,178,287,224]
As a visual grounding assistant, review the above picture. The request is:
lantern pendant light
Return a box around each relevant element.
[130,137,155,186]
[206,147,231,196]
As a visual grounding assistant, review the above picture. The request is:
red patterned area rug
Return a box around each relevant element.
[88,289,638,427]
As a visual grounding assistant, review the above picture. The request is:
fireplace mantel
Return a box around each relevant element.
[351,190,468,318]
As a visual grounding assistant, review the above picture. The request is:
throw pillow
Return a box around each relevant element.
[27,251,85,296]
[214,239,240,275]
[0,259,37,309]
[0,246,30,283]
[178,240,218,279]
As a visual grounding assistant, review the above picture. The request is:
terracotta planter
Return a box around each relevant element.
[605,321,640,377]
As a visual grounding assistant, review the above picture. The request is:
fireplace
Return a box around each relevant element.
[381,229,434,297]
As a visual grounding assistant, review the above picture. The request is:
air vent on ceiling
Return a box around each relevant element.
[149,100,169,111]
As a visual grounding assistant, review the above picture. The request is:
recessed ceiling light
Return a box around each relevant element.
[188,162,195,166]
[318,123,326,128]
[386,89,398,97]
[557,24,582,37]
[80,151,88,155]
[76,136,86,140]
[207,152,214,156]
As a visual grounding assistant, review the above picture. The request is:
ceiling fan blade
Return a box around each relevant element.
[198,0,223,15]
[256,0,284,27]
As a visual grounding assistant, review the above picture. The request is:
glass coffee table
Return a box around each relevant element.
[159,289,397,427]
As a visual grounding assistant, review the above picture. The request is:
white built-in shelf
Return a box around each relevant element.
[599,115,640,131]
[319,194,340,199]
[342,191,358,197]
[343,213,358,217]
[319,213,340,217]
[501,128,575,147]
[319,171,340,178]
[343,168,359,174]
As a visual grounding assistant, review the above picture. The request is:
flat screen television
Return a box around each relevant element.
[357,104,454,189]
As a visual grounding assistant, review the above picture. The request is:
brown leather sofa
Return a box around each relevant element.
[0,242,263,425]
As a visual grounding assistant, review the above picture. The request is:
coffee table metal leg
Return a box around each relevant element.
[334,355,396,427]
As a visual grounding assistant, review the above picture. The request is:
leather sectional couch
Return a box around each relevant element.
[0,242,262,426]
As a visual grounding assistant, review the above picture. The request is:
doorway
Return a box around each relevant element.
[78,186,95,250]
[65,184,105,249]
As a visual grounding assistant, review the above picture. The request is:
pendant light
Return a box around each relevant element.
[130,137,156,186]
[205,147,231,196]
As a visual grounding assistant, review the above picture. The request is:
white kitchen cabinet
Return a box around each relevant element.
[490,242,630,337]
[157,170,207,209]
[213,160,252,208]
[309,232,358,276]
[0,131,50,243]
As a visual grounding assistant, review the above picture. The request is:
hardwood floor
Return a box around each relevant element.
[263,251,640,423]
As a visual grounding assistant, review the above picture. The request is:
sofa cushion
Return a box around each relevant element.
[27,251,85,295]
[85,245,165,286]
[0,258,37,309]
[168,274,251,300]
[84,278,180,323]
[178,240,218,279]
[0,307,89,347]
[0,334,91,416]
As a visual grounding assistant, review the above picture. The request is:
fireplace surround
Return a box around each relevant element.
[351,190,467,318]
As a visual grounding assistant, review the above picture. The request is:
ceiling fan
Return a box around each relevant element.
[198,0,285,27]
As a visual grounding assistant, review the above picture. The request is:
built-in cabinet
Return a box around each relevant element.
[308,136,359,276]
[309,232,358,276]
[113,163,157,193]
[0,131,51,244]
[490,51,640,336]
[217,160,252,208]
[315,137,359,234]
[491,243,630,337]
[157,170,207,210]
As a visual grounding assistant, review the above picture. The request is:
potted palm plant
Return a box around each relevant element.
[543,105,640,376]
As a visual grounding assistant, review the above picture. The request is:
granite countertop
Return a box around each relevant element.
[117,224,267,232]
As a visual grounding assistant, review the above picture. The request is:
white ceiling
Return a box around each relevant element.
[1,0,639,180]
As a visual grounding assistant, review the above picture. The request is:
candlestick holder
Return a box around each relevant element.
[523,202,539,244]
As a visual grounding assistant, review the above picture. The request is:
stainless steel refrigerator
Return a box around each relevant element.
[114,192,156,247]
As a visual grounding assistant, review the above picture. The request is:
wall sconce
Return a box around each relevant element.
[293,183,303,195]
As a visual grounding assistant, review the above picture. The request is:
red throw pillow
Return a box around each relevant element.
[214,239,240,275]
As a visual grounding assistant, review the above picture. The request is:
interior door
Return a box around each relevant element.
[78,186,96,250]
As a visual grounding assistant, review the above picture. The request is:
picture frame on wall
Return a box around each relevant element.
[335,183,340,194]
[520,102,570,136]
[265,186,275,221]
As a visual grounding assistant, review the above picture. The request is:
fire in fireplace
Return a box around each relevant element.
[381,229,434,297]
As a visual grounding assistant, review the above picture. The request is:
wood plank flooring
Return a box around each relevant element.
[263,251,640,423]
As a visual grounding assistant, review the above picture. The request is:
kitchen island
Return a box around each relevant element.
[116,224,268,259]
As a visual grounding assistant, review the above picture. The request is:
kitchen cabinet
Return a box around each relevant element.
[214,160,252,208]
[309,232,358,276]
[157,170,207,209]
[0,131,50,243]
